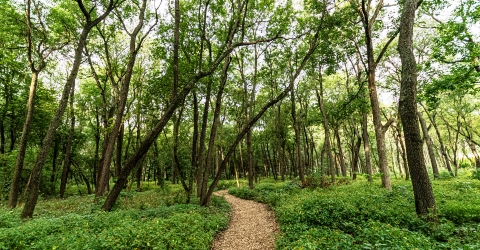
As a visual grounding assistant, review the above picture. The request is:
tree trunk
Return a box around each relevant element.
[93,108,101,187]
[51,136,61,183]
[396,125,410,180]
[368,75,392,189]
[173,107,192,201]
[352,134,362,180]
[426,111,454,176]
[135,111,143,191]
[238,138,245,179]
[0,81,6,156]
[315,69,335,183]
[362,112,373,182]
[418,110,439,179]
[9,72,40,208]
[291,87,305,184]
[247,128,254,189]
[200,57,231,200]
[96,0,148,197]
[276,104,285,181]
[196,79,212,197]
[334,127,347,177]
[466,138,480,169]
[191,91,199,194]
[356,0,396,190]
[60,83,75,198]
[394,133,404,178]
[115,125,124,177]
[398,0,436,216]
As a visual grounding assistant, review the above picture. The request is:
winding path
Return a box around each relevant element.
[212,190,279,250]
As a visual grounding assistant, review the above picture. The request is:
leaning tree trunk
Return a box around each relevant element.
[426,111,454,176]
[418,110,439,179]
[398,0,436,216]
[200,57,231,200]
[466,138,480,169]
[96,0,148,196]
[9,72,39,208]
[60,81,76,198]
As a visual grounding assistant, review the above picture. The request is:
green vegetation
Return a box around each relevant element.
[229,173,480,249]
[0,183,230,250]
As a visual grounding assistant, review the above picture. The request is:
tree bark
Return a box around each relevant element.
[200,57,231,200]
[395,125,410,180]
[351,120,362,180]
[362,112,373,182]
[115,125,124,177]
[315,68,335,183]
[191,91,199,193]
[466,138,480,169]
[418,110,439,179]
[292,86,305,184]
[96,0,149,196]
[334,126,347,177]
[196,79,212,197]
[425,110,454,176]
[60,81,75,198]
[9,72,39,208]
[398,0,436,215]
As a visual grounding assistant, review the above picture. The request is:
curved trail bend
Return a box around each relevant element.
[211,190,279,250]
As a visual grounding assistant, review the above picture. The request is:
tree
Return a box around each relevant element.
[349,0,399,190]
[8,0,70,209]
[398,0,436,216]
[314,67,336,182]
[102,0,280,211]
[21,0,116,219]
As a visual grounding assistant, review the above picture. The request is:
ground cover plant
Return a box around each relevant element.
[229,172,480,249]
[0,183,230,250]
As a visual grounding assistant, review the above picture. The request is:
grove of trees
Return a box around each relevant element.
[0,0,479,219]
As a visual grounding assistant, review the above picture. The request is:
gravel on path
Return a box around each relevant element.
[211,190,279,250]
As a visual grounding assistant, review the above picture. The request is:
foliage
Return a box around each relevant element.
[0,184,229,249]
[230,177,480,249]
[473,169,480,181]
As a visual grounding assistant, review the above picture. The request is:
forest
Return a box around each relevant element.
[0,0,479,248]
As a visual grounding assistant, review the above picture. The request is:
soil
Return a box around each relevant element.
[211,190,279,250]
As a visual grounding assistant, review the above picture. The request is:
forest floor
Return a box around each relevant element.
[211,190,279,250]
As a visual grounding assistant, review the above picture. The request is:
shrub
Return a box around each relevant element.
[228,178,480,249]
[472,169,480,180]
[442,201,480,224]
[0,186,230,250]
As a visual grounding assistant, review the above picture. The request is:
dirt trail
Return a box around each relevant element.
[211,190,279,250]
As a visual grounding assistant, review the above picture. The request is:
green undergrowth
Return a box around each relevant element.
[0,183,230,249]
[229,175,480,249]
